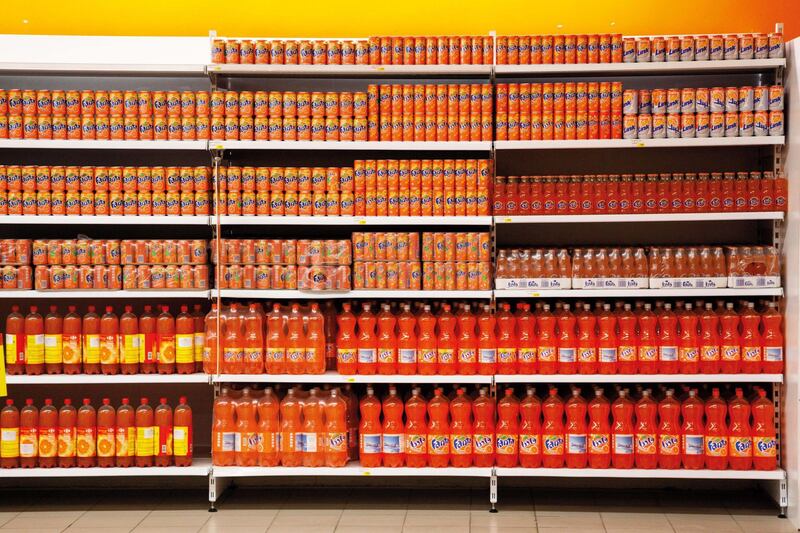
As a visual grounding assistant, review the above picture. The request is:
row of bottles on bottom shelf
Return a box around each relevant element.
[0,397,193,468]
[211,384,777,470]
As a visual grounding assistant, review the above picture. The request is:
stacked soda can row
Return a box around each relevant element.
[493,171,788,215]
[3,191,211,217]
[421,232,492,262]
[622,85,784,139]
[34,263,209,290]
[353,232,421,290]
[495,82,623,141]
[217,263,352,291]
[496,34,623,64]
[31,239,207,266]
[0,240,32,289]
[623,33,784,63]
[213,239,351,266]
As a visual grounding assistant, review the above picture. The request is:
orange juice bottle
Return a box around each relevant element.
[301,389,325,467]
[336,303,357,375]
[173,396,193,467]
[242,303,264,374]
[154,398,173,467]
[57,398,76,468]
[76,398,96,468]
[135,398,155,467]
[119,306,139,375]
[257,388,279,466]
[62,306,82,375]
[96,398,116,468]
[19,399,38,469]
[82,306,100,375]
[192,304,206,373]
[24,305,44,375]
[285,304,306,374]
[376,303,397,375]
[38,399,58,468]
[359,386,382,467]
[1,400,19,468]
[44,305,63,375]
[157,306,176,374]
[100,306,119,375]
[212,389,235,466]
[305,303,326,375]
[279,388,302,466]
[139,305,157,374]
[5,305,24,375]
[203,303,220,374]
[176,305,196,374]
[324,388,348,467]
[265,303,286,374]
[115,398,135,467]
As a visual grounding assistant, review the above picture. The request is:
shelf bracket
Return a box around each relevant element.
[208,471,231,512]
[489,467,498,512]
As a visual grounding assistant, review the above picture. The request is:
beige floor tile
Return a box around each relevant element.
[70,509,150,529]
[136,511,210,528]
[199,525,269,533]
[205,510,278,527]
[269,511,342,527]
[65,529,132,533]
[0,513,18,528]
[536,511,604,529]
[267,526,336,533]
[469,527,537,533]
[2,510,85,529]
[132,528,202,533]
[403,509,471,527]
[336,527,403,533]
[469,510,536,528]
[337,509,406,527]
[402,527,469,533]
[0,529,63,533]
[537,528,606,533]
[667,513,744,533]
[601,511,673,530]
[734,517,795,533]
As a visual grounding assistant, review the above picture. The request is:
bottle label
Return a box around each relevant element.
[589,433,610,454]
[679,347,699,362]
[243,347,262,364]
[418,349,436,365]
[5,333,22,364]
[599,347,617,363]
[658,346,677,362]
[212,430,234,454]
[259,431,278,455]
[38,427,57,458]
[567,434,587,454]
[458,348,476,364]
[122,334,140,364]
[383,434,404,454]
[451,434,472,455]
[174,426,190,457]
[84,333,100,364]
[302,433,319,453]
[326,432,347,453]
[76,427,96,458]
[268,347,286,365]
[361,433,382,454]
[721,345,741,362]
[705,436,728,457]
[428,435,450,455]
[97,426,115,458]
[496,434,518,455]
[742,346,762,362]
[730,436,753,457]
[378,348,396,364]
[398,348,416,364]
[25,333,45,365]
[635,433,656,455]
[406,434,427,455]
[578,347,596,363]
[116,426,135,457]
[194,333,205,363]
[518,347,537,363]
[557,347,575,363]
[1,428,19,458]
[437,348,454,364]
[136,426,155,457]
[139,332,157,364]
[519,434,540,455]
[754,436,777,458]
[638,346,657,362]
[158,335,176,364]
[58,427,76,457]
[618,346,636,363]
[280,432,296,453]
[613,434,633,455]
[286,348,304,364]
[235,431,260,453]
[542,434,564,456]
[701,345,720,362]
[175,333,194,363]
[44,334,63,364]
[357,348,376,364]
[765,347,783,362]
[479,348,496,364]
[98,334,118,366]
[683,435,703,455]
[498,348,516,363]
[659,434,680,456]
[19,427,36,457]
[473,434,494,454]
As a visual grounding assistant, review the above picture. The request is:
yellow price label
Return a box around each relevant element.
[358,219,367,225]
[634,141,646,147]
[347,377,356,382]
[363,471,372,476]
[503,218,512,223]
[213,144,224,150]
[530,292,541,297]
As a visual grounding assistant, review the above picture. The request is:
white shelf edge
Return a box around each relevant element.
[213,290,493,299]
[495,212,785,224]
[0,215,211,226]
[209,140,492,151]
[0,458,212,477]
[494,288,784,298]
[0,140,209,150]
[495,373,783,384]
[0,62,206,75]
[6,374,209,385]
[212,464,493,478]
[207,64,493,77]
[217,216,493,226]
[0,290,211,299]
[496,467,785,480]
[495,58,786,75]
[213,372,493,384]
[495,137,785,150]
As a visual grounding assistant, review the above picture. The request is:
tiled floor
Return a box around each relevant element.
[0,487,794,533]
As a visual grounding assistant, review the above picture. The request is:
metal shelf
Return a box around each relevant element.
[0,458,211,477]
[213,289,493,299]
[0,290,210,299]
[206,63,493,78]
[495,212,785,224]
[0,140,209,150]
[495,58,787,76]
[209,140,492,151]
[0,62,206,76]
[216,215,493,226]
[0,215,211,225]
[495,373,784,384]
[495,288,784,298]
[212,463,492,477]
[213,372,493,384]
[6,374,209,385]
[495,467,785,480]
[495,137,785,150]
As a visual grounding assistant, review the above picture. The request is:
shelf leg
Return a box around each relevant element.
[208,473,231,512]
[779,475,788,518]
[489,469,498,513]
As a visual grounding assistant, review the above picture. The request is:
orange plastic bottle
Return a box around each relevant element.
[263,304,285,374]
[356,303,377,375]
[564,388,587,468]
[306,303,326,375]
[699,303,720,374]
[537,304,557,374]
[38,399,58,468]
[588,389,611,469]
[681,390,705,469]
[427,388,451,467]
[44,305,63,374]
[377,304,398,375]
[495,303,517,375]
[557,304,577,374]
[154,398,173,467]
[57,398,76,468]
[96,398,116,468]
[678,303,700,374]
[657,304,678,374]
[416,304,438,375]
[720,303,741,373]
[323,302,337,372]
[301,389,325,467]
[192,304,206,373]
[115,398,135,467]
[472,389,495,467]
[576,304,597,375]
[135,398,154,467]
[496,388,520,467]
[740,302,762,374]
[323,388,348,467]
[516,303,537,374]
[176,305,198,375]
[212,389,235,466]
[456,304,477,375]
[19,399,38,468]
[82,305,100,375]
[359,387,383,467]
[519,388,542,468]
[597,304,617,374]
[541,387,565,468]
[335,303,357,374]
[405,388,428,467]
[139,305,157,374]
[76,398,96,468]
[611,390,634,468]
[221,304,242,374]
[203,304,220,374]
[437,304,458,375]
[119,306,139,375]
[173,396,193,467]
[617,304,637,374]
[477,304,497,375]
[449,388,473,467]
[752,389,777,470]
[728,388,753,470]
[285,304,306,374]
[99,306,119,375]
[24,305,44,376]
[156,306,176,374]
[634,390,657,469]
[235,390,259,467]
[657,390,681,469]
[396,303,417,375]
[1,400,20,468]
[279,388,302,466]
[257,388,279,466]
[637,303,658,374]
[761,302,784,374]
[62,307,83,374]
[704,388,729,470]
[382,387,406,467]
[343,385,359,461]
[4,305,24,375]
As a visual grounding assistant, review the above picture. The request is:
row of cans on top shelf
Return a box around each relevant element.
[31,240,208,266]
[622,86,784,116]
[34,264,210,290]
[212,239,351,266]
[0,190,211,217]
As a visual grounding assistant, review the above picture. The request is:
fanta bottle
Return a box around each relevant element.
[739,302,762,374]
[516,303,536,374]
[266,303,286,374]
[202,304,219,375]
[678,303,699,374]
[285,304,306,374]
[139,306,157,374]
[343,385,359,461]
[541,388,565,467]
[336,303,357,375]
[38,399,57,468]
[76,398,96,468]
[154,398,174,467]
[537,304,557,374]
[377,304,397,375]
[450,388,474,467]
[456,304,477,375]
[427,388,451,467]
[356,304,377,375]
[397,303,418,375]
[496,303,517,374]
[404,388,428,467]
[495,388,519,467]
[222,304,243,374]
[63,306,82,375]
[704,388,729,470]
[24,306,44,376]
[279,388,302,466]
[437,304,457,375]
[617,304,637,374]
[382,387,405,466]
[576,304,598,375]
[472,389,495,467]
[728,388,753,470]
[588,389,611,468]
[176,305,198,375]
[359,387,382,467]
[98,306,120,376]
[598,304,618,374]
[657,304,678,374]
[611,390,634,468]
[719,303,741,373]
[657,390,681,469]
[306,303,326,374]
[761,302,783,374]
[557,304,577,374]
[324,389,348,467]
[565,388,587,468]
[417,304,438,375]
[235,389,260,466]
[44,305,63,375]
[752,389,777,470]
[681,389,705,469]
[242,304,264,375]
[257,388,279,466]
[115,398,134,468]
[634,390,658,469]
[301,389,325,467]
[1,400,20,468]
[212,389,235,466]
[699,303,721,374]
[519,388,541,468]
[477,305,497,375]
[323,302,337,371]
[637,304,658,374]
[156,306,176,375]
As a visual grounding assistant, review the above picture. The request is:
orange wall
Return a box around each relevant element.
[1,0,799,39]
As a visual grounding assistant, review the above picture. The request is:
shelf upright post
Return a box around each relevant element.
[489,466,499,513]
